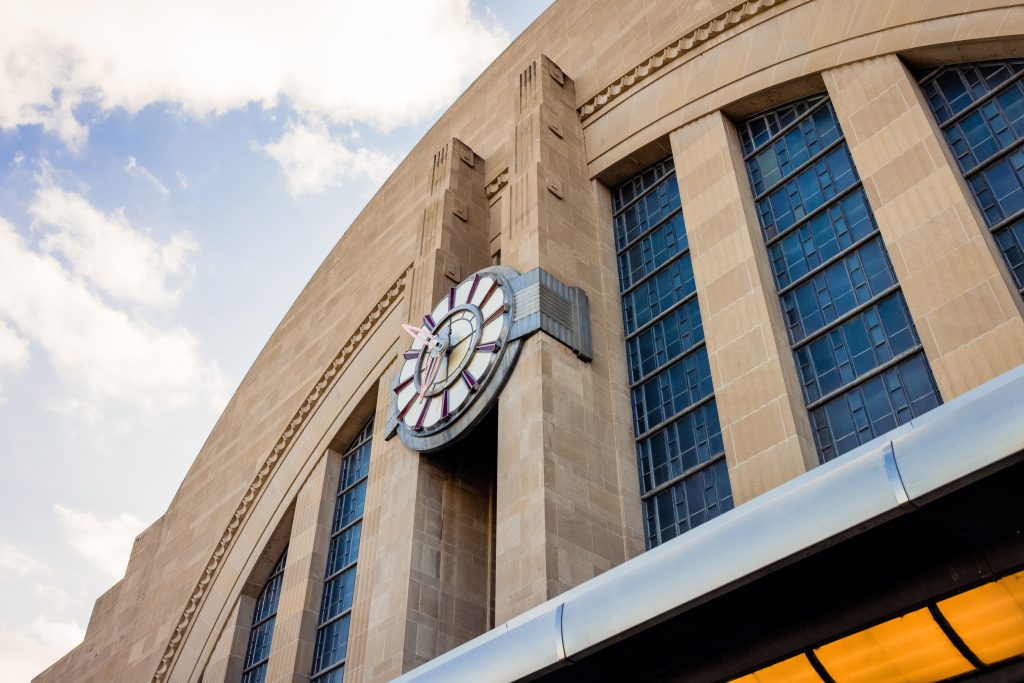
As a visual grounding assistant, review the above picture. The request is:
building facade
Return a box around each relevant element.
[37,1,1024,682]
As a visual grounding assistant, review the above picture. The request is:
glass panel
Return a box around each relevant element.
[756,145,857,240]
[920,60,1024,123]
[794,292,919,404]
[621,254,696,335]
[810,353,940,462]
[747,103,842,196]
[311,614,351,676]
[241,547,287,679]
[739,95,826,155]
[642,458,733,546]
[613,172,681,249]
[636,400,723,492]
[994,218,1024,288]
[769,189,876,289]
[780,236,896,343]
[626,296,704,383]
[311,417,373,677]
[617,210,688,291]
[614,159,733,549]
[631,346,714,434]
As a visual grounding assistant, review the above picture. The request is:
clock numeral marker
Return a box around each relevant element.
[479,280,500,308]
[414,397,432,431]
[467,273,481,302]
[441,389,450,419]
[394,376,414,394]
[477,342,499,353]
[483,303,509,327]
[403,350,420,360]
[423,314,436,330]
[462,370,478,390]
[448,287,456,309]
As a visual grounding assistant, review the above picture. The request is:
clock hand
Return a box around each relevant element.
[402,323,435,345]
[418,355,441,402]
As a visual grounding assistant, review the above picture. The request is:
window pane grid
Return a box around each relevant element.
[241,547,288,683]
[740,97,942,462]
[311,416,374,682]
[922,60,1024,297]
[613,158,734,549]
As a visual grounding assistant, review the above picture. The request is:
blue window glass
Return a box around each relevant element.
[781,237,897,343]
[241,548,288,683]
[311,417,374,683]
[810,354,941,463]
[921,60,1024,295]
[740,96,941,462]
[643,457,732,547]
[613,159,734,548]
[626,296,704,383]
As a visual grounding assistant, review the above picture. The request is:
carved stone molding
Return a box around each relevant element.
[151,264,413,682]
[485,167,509,201]
[578,0,787,122]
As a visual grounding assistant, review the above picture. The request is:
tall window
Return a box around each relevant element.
[612,158,734,549]
[310,416,374,683]
[919,59,1024,297]
[738,96,942,462]
[241,547,288,683]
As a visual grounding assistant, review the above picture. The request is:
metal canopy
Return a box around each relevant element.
[393,364,1024,683]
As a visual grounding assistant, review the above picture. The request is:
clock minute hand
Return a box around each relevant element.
[418,355,441,402]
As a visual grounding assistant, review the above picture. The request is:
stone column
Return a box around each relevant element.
[669,111,818,505]
[494,55,643,623]
[825,54,1024,398]
[346,138,495,681]
[264,451,339,683]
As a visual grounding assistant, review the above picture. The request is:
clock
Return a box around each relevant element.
[391,266,522,452]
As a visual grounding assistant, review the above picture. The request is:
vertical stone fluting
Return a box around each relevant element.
[494,55,642,624]
[825,55,1024,399]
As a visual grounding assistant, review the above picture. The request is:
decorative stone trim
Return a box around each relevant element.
[578,0,786,122]
[485,167,509,201]
[151,264,413,682]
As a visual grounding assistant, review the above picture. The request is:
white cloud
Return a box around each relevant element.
[124,156,170,196]
[263,120,396,196]
[53,505,146,581]
[175,170,189,189]
[30,182,195,308]
[0,0,509,148]
[0,321,30,371]
[0,544,47,578]
[0,216,226,412]
[0,616,84,683]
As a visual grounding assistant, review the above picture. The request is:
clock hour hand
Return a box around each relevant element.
[403,323,435,346]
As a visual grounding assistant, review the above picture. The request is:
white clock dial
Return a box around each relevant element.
[395,271,514,435]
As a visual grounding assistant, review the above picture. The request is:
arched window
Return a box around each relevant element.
[310,416,374,683]
[241,547,288,683]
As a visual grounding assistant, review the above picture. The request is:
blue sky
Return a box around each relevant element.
[0,1,552,679]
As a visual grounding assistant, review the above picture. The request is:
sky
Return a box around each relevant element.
[0,1,553,680]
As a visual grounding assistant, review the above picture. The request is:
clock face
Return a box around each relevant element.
[394,270,514,438]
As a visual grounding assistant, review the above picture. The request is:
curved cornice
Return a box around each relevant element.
[578,0,789,122]
[151,264,413,682]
